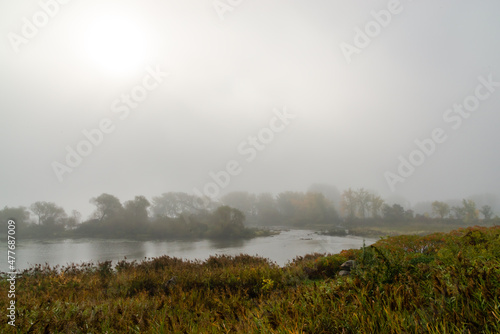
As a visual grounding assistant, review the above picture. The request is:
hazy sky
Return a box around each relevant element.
[1,0,499,218]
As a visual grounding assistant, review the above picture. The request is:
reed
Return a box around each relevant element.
[1,226,499,333]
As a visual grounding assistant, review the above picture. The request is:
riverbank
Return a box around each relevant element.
[317,219,498,238]
[1,226,498,332]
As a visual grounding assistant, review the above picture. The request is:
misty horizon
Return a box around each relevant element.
[2,0,500,221]
[3,186,499,223]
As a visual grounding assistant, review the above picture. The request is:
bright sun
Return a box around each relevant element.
[83,14,149,74]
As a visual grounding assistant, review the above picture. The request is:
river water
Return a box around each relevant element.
[0,230,375,271]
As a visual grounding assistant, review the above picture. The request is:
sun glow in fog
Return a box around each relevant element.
[82,14,149,74]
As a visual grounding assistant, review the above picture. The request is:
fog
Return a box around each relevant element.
[1,0,500,218]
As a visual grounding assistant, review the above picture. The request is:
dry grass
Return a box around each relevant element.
[1,226,499,333]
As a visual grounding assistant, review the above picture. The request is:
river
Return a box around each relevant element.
[0,229,375,271]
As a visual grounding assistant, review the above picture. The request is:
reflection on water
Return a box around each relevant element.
[208,238,246,250]
[0,230,375,270]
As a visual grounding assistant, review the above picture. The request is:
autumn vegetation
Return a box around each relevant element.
[1,226,499,333]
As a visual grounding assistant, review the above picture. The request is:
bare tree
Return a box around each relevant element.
[30,201,66,226]
[341,188,357,219]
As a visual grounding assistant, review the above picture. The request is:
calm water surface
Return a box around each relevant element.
[0,230,375,270]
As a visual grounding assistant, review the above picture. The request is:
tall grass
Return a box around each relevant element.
[1,226,499,333]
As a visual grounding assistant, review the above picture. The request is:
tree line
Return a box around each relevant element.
[0,185,497,239]
[220,187,497,225]
[0,194,254,239]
